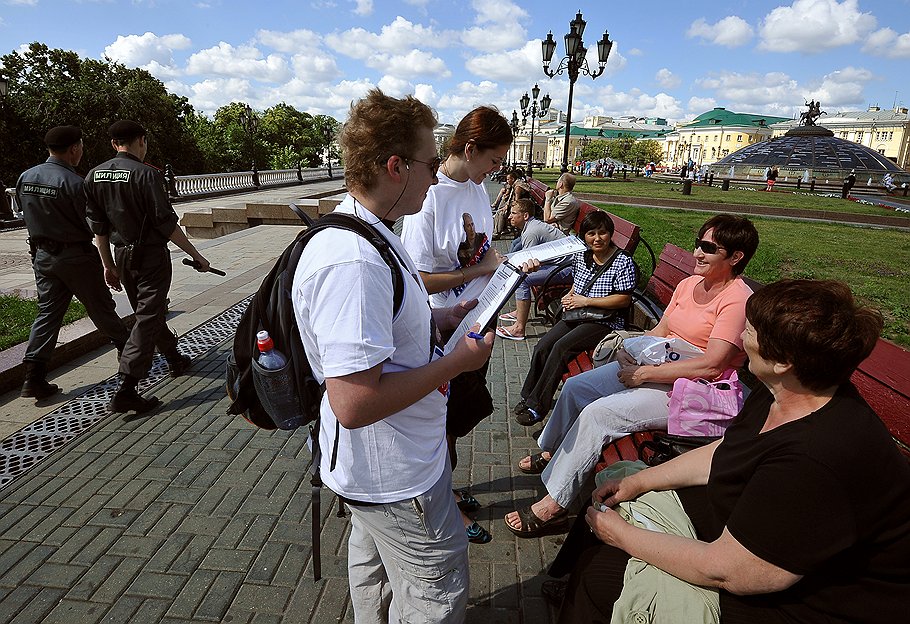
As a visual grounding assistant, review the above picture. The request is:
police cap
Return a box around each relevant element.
[108,120,147,142]
[44,125,82,150]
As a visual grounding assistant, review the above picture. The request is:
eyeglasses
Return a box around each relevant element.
[406,155,442,176]
[695,238,725,254]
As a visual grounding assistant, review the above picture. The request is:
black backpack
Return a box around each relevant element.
[225,209,405,581]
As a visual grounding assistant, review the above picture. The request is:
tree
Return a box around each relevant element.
[581,140,609,162]
[607,136,636,164]
[1,43,205,181]
[630,140,663,167]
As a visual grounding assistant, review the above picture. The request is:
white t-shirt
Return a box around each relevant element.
[400,171,495,308]
[292,195,448,503]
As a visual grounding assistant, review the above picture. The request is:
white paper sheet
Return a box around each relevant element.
[445,262,524,354]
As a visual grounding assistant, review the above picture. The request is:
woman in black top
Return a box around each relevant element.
[555,279,910,623]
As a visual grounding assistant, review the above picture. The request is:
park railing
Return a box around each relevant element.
[164,163,336,202]
[3,164,339,216]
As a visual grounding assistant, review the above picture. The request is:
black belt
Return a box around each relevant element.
[30,238,93,253]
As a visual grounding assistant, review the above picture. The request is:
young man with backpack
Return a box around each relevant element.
[291,89,493,623]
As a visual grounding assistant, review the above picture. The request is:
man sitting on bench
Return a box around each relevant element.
[497,199,569,340]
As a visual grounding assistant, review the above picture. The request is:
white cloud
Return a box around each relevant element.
[808,66,875,109]
[377,75,413,96]
[687,16,754,47]
[437,80,505,121]
[257,29,322,54]
[186,42,290,82]
[758,0,876,53]
[327,16,452,58]
[103,32,191,73]
[697,71,800,111]
[6,0,38,5]
[862,27,910,59]
[166,77,252,114]
[466,40,541,83]
[414,84,438,108]
[290,52,340,83]
[655,68,681,89]
[353,0,372,16]
[627,48,644,56]
[462,0,529,52]
[687,97,718,118]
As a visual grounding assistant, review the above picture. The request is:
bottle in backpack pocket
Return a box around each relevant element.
[257,330,287,370]
[252,330,307,430]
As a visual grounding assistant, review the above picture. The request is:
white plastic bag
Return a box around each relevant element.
[622,336,704,365]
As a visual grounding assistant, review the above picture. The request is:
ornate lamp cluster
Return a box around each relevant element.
[509,110,520,168]
[541,11,613,173]
[519,84,550,177]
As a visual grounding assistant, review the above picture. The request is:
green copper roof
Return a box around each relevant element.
[683,108,789,129]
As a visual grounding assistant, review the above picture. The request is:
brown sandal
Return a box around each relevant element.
[518,452,551,474]
[505,506,569,538]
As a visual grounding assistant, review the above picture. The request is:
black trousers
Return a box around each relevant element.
[520,320,613,416]
[26,246,129,363]
[115,245,179,379]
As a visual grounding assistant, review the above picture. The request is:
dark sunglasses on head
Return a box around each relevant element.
[406,155,442,176]
[695,238,725,254]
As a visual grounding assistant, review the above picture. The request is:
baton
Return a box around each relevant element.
[182,258,226,276]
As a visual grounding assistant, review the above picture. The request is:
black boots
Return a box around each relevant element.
[166,353,192,378]
[20,361,60,399]
[108,374,160,414]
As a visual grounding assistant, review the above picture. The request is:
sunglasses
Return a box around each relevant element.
[406,155,442,176]
[695,239,725,254]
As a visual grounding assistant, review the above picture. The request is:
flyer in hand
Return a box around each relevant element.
[444,236,586,354]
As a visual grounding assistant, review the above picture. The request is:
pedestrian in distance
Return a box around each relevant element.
[293,88,494,623]
[85,120,210,414]
[842,169,857,199]
[16,125,131,399]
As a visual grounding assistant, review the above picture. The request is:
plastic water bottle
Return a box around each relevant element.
[256,330,287,370]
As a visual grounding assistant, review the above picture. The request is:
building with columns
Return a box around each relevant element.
[663,108,789,170]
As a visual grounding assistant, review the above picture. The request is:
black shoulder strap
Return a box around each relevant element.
[307,213,406,315]
[578,245,622,296]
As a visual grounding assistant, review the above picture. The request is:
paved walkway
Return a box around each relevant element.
[0,186,569,623]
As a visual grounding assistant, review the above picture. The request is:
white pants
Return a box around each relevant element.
[346,468,468,624]
[538,361,672,508]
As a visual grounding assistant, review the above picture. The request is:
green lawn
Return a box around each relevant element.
[532,170,910,219]
[0,295,88,352]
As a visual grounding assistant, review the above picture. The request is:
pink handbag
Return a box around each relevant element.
[667,371,744,437]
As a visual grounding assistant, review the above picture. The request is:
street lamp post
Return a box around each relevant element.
[542,11,613,173]
[509,110,520,169]
[322,124,334,179]
[520,84,551,178]
[238,104,260,186]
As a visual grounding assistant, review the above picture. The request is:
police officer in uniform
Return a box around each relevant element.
[16,125,130,399]
[85,120,210,414]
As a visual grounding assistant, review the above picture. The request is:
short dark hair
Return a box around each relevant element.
[579,210,614,238]
[745,279,882,391]
[698,214,759,275]
[514,198,535,216]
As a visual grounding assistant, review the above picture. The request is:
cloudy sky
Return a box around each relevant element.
[2,0,908,126]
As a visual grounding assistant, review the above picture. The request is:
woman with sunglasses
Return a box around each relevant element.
[555,280,910,623]
[401,105,514,545]
[505,214,759,538]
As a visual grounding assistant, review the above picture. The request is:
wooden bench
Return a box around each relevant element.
[558,243,910,471]
[525,178,644,323]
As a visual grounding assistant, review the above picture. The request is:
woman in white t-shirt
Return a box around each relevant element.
[401,106,514,544]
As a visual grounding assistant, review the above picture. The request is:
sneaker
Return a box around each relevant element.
[465,522,492,544]
[515,406,544,426]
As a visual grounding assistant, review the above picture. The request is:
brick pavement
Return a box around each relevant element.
[0,238,574,623]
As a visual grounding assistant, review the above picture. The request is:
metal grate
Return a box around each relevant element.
[0,296,252,490]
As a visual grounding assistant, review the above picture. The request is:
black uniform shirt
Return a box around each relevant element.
[16,156,92,243]
[84,152,179,247]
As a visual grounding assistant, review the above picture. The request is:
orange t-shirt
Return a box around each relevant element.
[663,275,752,364]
